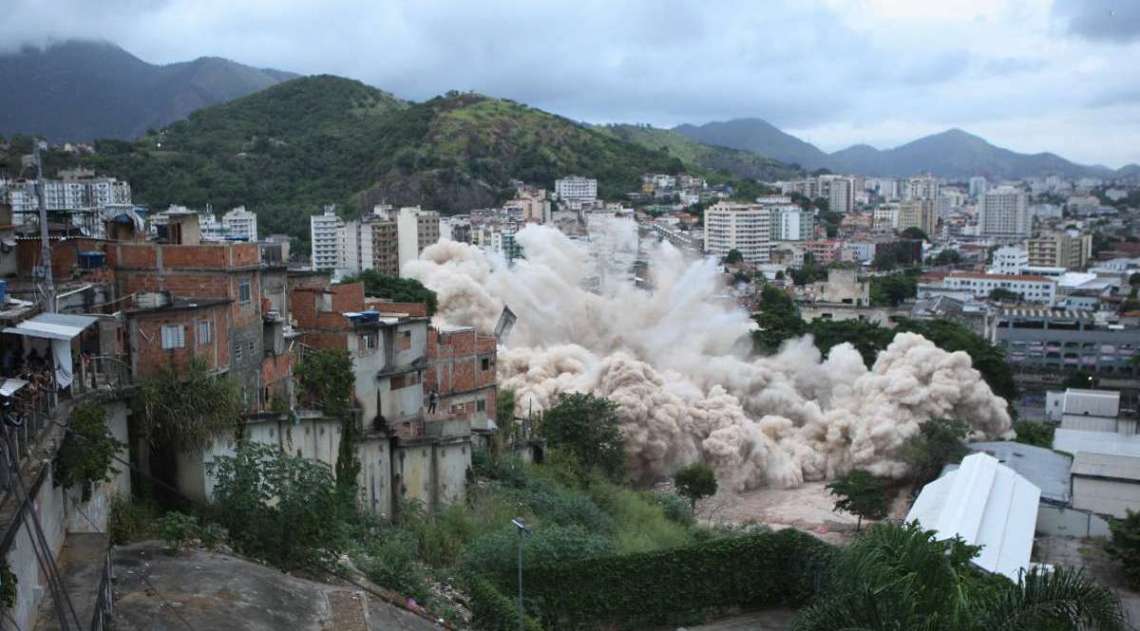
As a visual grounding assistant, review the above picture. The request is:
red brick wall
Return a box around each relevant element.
[130,303,231,378]
[17,238,105,278]
[368,301,429,317]
[426,328,497,396]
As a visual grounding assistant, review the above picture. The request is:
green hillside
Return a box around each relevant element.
[598,124,799,181]
[74,76,698,244]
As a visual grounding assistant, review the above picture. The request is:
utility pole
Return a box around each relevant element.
[511,518,531,631]
[33,141,56,313]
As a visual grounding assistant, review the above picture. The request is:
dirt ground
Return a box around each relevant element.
[1034,536,1140,627]
[696,481,910,545]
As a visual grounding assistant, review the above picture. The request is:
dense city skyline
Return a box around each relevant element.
[2,0,1138,167]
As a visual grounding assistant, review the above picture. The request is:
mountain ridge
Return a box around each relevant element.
[674,119,1131,179]
[0,39,299,141]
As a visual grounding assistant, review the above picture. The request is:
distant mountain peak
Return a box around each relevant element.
[0,39,298,141]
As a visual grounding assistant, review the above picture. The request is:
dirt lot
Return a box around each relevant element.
[1034,536,1140,627]
[697,481,909,545]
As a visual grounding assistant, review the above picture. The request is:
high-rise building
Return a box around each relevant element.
[896,199,936,237]
[770,206,814,241]
[703,202,772,264]
[902,175,940,201]
[396,206,441,272]
[969,176,988,198]
[310,206,345,271]
[554,176,598,208]
[1028,230,1093,270]
[363,214,400,277]
[978,186,1029,238]
[222,206,258,241]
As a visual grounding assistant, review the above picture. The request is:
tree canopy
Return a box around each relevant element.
[342,270,438,315]
[826,469,887,531]
[540,393,626,481]
[673,463,718,509]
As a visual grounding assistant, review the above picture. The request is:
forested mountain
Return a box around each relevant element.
[0,40,297,141]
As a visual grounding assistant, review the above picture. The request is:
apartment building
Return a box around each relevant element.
[873,204,900,230]
[704,201,772,264]
[979,186,1029,238]
[426,325,499,437]
[396,206,441,272]
[554,175,598,208]
[942,272,1056,304]
[771,206,814,241]
[995,307,1140,376]
[902,175,940,201]
[991,246,1029,275]
[222,206,258,241]
[1028,230,1093,270]
[4,171,132,237]
[969,176,988,198]
[310,205,345,272]
[896,199,936,237]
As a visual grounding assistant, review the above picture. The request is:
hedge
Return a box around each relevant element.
[468,576,545,631]
[493,528,835,629]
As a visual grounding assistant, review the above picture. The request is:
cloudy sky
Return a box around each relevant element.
[3,0,1138,167]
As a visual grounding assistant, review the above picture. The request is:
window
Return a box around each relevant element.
[239,279,252,304]
[481,357,490,371]
[196,320,213,345]
[235,342,243,361]
[476,399,486,412]
[161,324,185,349]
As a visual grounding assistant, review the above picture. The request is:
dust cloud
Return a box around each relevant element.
[404,222,1011,490]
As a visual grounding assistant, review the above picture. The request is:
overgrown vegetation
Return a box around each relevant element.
[673,462,718,510]
[1107,510,1140,590]
[53,403,124,501]
[294,348,359,504]
[539,393,626,482]
[1012,420,1055,449]
[341,270,438,315]
[793,522,1126,631]
[0,561,15,611]
[108,494,161,545]
[133,358,241,450]
[899,417,970,485]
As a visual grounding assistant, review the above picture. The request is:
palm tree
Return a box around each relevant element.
[792,522,1127,631]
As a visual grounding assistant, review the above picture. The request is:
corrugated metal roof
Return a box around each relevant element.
[906,453,1040,581]
[1054,428,1140,459]
[966,442,1071,504]
[1063,389,1120,418]
[2,312,97,341]
[1071,452,1140,481]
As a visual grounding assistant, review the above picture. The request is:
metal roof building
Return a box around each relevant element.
[1054,428,1140,459]
[1071,452,1140,519]
[962,442,1071,505]
[907,453,1041,581]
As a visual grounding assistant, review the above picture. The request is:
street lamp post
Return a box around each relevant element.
[511,518,532,631]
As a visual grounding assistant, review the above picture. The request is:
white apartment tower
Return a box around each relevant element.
[990,246,1029,275]
[969,176,988,198]
[310,206,345,271]
[979,186,1029,238]
[222,206,258,241]
[704,202,772,264]
[554,176,598,208]
[771,206,814,241]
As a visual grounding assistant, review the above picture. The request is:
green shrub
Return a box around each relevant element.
[497,528,834,629]
[652,492,695,526]
[108,494,159,545]
[462,525,613,578]
[53,403,124,501]
[157,512,201,551]
[0,560,16,611]
[357,530,432,602]
[468,576,544,631]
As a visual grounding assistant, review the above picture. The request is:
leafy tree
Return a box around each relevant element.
[673,463,718,510]
[790,253,827,286]
[826,470,887,531]
[870,272,917,306]
[295,348,359,504]
[900,226,929,241]
[752,285,805,354]
[1012,420,1054,448]
[342,270,438,314]
[1064,370,1097,389]
[793,521,1126,631]
[929,249,962,266]
[1107,510,1140,589]
[210,442,346,570]
[53,404,124,501]
[133,358,241,451]
[807,319,894,366]
[899,417,969,485]
[540,393,626,481]
[723,248,744,264]
[989,287,1021,302]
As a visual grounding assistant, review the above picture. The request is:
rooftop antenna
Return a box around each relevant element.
[33,141,56,313]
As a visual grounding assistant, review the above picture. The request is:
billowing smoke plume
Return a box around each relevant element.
[404,222,1011,490]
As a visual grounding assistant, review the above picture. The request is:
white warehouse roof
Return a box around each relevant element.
[1054,428,1140,459]
[906,453,1040,581]
[1063,389,1120,418]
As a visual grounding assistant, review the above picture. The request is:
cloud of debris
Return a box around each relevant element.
[405,223,1011,489]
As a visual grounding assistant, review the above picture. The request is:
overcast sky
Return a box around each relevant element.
[3,0,1138,167]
